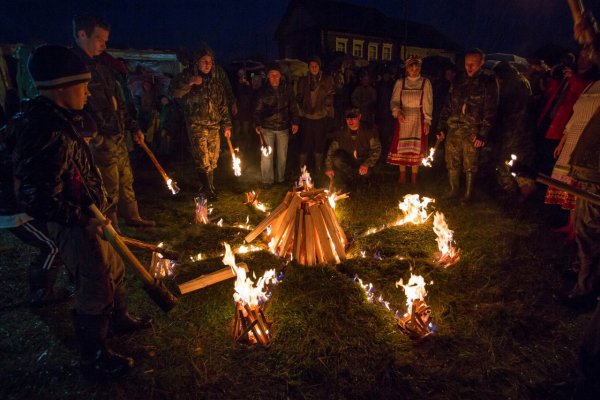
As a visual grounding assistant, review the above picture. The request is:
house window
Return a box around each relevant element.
[335,37,348,53]
[352,39,364,58]
[367,43,378,61]
[382,43,393,61]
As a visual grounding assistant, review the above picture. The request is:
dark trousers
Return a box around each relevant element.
[300,117,329,155]
[331,150,371,187]
[573,182,600,297]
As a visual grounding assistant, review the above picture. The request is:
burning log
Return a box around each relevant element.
[138,140,180,194]
[232,301,272,347]
[195,195,209,224]
[149,244,177,279]
[396,274,433,340]
[432,212,460,268]
[177,263,249,295]
[245,189,347,266]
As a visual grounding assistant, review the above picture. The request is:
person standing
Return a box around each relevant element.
[297,56,335,172]
[436,49,499,203]
[325,107,381,191]
[12,45,151,378]
[72,13,154,228]
[254,63,300,188]
[171,47,231,201]
[351,72,377,123]
[387,56,433,186]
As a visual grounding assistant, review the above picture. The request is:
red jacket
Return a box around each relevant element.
[538,74,591,140]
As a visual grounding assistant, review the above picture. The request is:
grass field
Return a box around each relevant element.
[0,154,592,400]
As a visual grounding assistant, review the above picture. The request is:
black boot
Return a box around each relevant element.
[442,170,460,199]
[73,312,134,378]
[206,170,218,201]
[110,309,153,335]
[462,172,476,204]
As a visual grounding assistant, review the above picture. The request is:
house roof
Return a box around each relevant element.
[275,0,461,52]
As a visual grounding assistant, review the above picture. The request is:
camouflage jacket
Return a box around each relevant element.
[72,46,139,140]
[438,70,498,140]
[171,68,231,130]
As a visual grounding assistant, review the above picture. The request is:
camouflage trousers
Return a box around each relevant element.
[189,126,221,173]
[92,137,136,213]
[444,128,480,173]
[574,182,600,297]
[47,220,127,315]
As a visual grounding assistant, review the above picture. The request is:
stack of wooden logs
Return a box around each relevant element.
[244,189,347,266]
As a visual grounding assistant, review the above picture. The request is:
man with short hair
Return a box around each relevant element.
[324,108,381,190]
[12,45,151,378]
[254,63,300,187]
[171,47,231,201]
[72,13,154,228]
[437,49,499,203]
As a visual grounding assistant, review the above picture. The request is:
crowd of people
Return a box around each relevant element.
[0,8,599,397]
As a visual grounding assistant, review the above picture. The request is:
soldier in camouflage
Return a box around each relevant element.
[437,49,499,203]
[171,47,231,201]
[72,13,155,228]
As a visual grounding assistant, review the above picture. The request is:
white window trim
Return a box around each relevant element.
[352,39,364,58]
[336,37,348,53]
[382,43,393,61]
[367,43,379,61]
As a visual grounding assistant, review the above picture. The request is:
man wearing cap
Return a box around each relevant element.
[436,49,498,203]
[324,108,381,190]
[297,55,335,172]
[254,62,300,187]
[11,45,151,378]
[171,46,232,201]
[72,13,155,228]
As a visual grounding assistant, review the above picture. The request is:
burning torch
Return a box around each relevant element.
[137,140,180,194]
[256,129,272,157]
[225,136,242,176]
[421,136,443,167]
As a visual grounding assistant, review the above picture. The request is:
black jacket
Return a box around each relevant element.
[254,82,300,131]
[12,96,107,226]
[325,123,381,170]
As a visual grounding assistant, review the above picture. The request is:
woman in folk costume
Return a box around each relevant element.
[387,56,433,185]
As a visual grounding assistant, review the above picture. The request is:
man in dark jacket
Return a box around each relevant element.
[254,63,300,187]
[171,47,232,201]
[72,13,154,228]
[437,49,499,203]
[12,45,150,378]
[325,108,381,190]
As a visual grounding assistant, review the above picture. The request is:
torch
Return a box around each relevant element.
[89,204,179,312]
[568,0,585,24]
[120,236,180,261]
[421,136,443,167]
[225,136,242,176]
[257,130,272,157]
[137,140,180,194]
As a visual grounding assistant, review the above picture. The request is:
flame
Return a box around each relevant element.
[189,252,204,262]
[328,192,337,209]
[396,274,427,316]
[194,196,209,224]
[223,242,278,307]
[506,154,518,177]
[432,212,460,267]
[261,145,273,157]
[354,275,394,311]
[150,245,176,279]
[297,166,313,190]
[396,194,434,225]
[360,250,366,258]
[255,202,269,212]
[421,147,436,167]
[232,153,242,177]
[266,225,272,236]
[217,218,223,227]
[235,244,262,254]
[166,178,180,195]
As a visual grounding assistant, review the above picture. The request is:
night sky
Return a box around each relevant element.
[2,0,600,61]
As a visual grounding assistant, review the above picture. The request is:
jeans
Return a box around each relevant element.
[261,129,289,184]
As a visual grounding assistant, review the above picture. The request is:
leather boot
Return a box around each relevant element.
[122,201,156,227]
[110,309,152,335]
[462,172,475,204]
[206,170,218,201]
[442,170,460,199]
[73,311,134,378]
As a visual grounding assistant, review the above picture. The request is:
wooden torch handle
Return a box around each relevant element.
[138,140,169,181]
[568,0,585,23]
